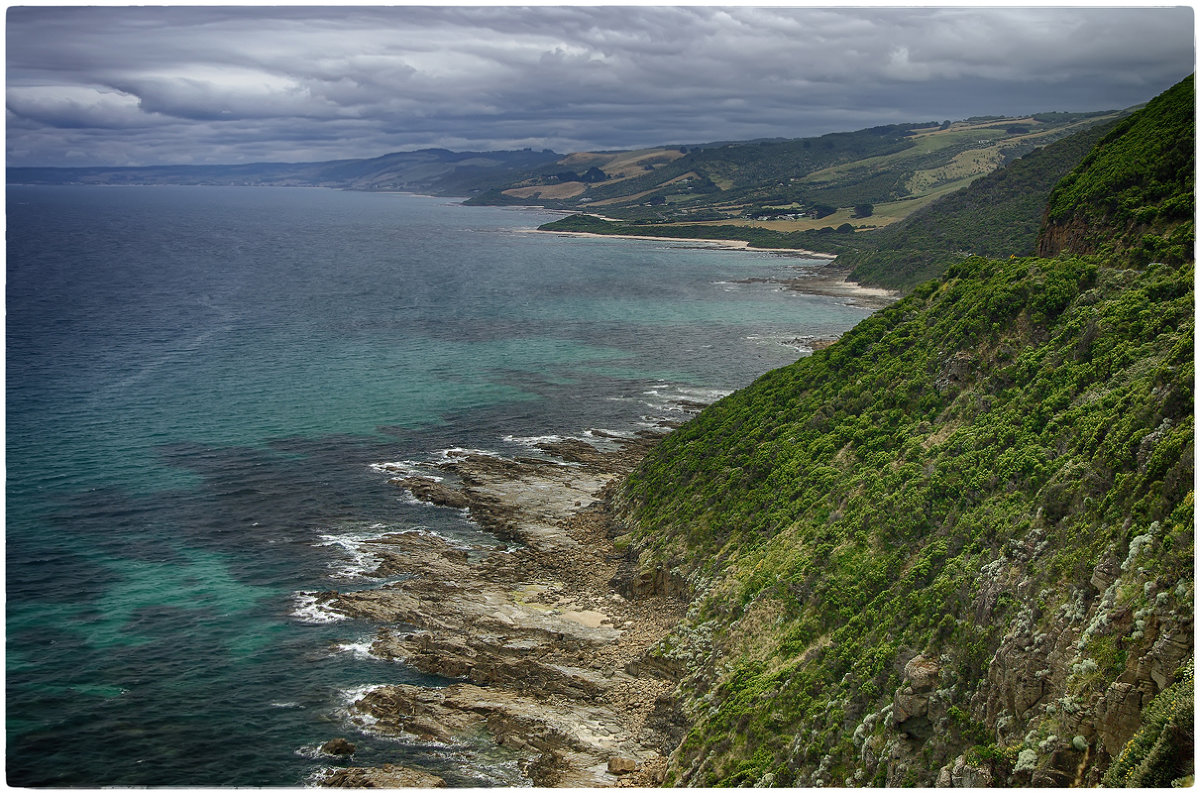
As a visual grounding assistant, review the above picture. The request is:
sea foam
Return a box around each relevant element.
[290,592,349,624]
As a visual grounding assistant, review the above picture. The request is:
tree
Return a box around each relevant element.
[854,203,874,218]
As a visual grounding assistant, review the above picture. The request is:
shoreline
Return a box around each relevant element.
[307,206,897,785]
[526,227,899,309]
[526,226,838,258]
[314,426,691,787]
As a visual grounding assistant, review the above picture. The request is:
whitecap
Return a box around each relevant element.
[502,432,569,446]
[291,592,349,624]
[399,491,431,507]
[392,526,474,551]
[339,682,387,705]
[639,383,731,414]
[313,523,404,579]
[303,765,337,787]
[437,446,503,460]
[315,533,385,580]
[334,683,387,732]
[332,637,380,660]
[583,427,636,439]
[295,745,326,761]
[369,460,444,482]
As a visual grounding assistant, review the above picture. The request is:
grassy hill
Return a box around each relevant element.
[838,119,1119,290]
[482,112,1117,223]
[613,76,1194,787]
[535,112,1126,287]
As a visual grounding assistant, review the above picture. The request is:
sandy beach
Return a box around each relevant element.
[528,226,838,258]
[528,227,899,310]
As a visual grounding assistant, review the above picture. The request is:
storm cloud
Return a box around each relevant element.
[6,6,1195,166]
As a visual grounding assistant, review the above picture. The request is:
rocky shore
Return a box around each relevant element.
[314,427,691,787]
[728,269,897,310]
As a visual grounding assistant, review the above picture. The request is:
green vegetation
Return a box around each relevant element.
[472,125,920,212]
[495,112,1121,235]
[1040,75,1195,265]
[621,252,1192,784]
[615,76,1194,786]
[534,113,1127,292]
[839,118,1118,290]
[1102,660,1194,787]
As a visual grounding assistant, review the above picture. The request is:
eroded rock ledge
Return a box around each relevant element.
[316,428,688,787]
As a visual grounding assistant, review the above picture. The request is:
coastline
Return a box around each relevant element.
[308,206,899,786]
[779,269,898,310]
[527,227,899,310]
[526,226,837,257]
[313,426,691,787]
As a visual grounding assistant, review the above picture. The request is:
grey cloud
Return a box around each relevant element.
[6,6,1194,166]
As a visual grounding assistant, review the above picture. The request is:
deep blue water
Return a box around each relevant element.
[6,185,870,786]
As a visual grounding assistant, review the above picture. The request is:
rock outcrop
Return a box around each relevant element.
[321,763,446,788]
[316,428,688,787]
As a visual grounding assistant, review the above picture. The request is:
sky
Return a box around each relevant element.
[6,5,1196,167]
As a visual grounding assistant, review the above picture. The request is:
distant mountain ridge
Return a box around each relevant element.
[6,148,562,195]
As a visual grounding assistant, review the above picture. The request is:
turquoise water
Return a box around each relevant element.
[6,185,870,786]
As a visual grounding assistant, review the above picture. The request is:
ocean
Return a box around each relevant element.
[6,185,870,786]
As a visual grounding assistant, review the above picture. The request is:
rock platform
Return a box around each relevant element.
[317,428,688,787]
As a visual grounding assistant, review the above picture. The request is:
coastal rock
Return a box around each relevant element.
[935,350,973,393]
[391,477,471,509]
[348,683,656,787]
[1096,681,1146,757]
[987,641,1051,719]
[372,629,619,699]
[320,737,356,756]
[949,754,994,788]
[607,756,638,774]
[319,431,686,789]
[321,763,446,788]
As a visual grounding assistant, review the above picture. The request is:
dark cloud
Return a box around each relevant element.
[6,6,1195,166]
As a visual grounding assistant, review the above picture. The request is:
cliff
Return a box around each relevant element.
[1038,75,1194,264]
[613,77,1194,786]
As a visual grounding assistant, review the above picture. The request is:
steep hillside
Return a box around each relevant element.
[840,119,1118,291]
[612,79,1194,787]
[1039,75,1195,265]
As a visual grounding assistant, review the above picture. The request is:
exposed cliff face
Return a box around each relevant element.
[1035,214,1102,258]
[857,522,1193,787]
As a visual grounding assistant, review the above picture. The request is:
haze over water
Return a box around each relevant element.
[6,185,870,786]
